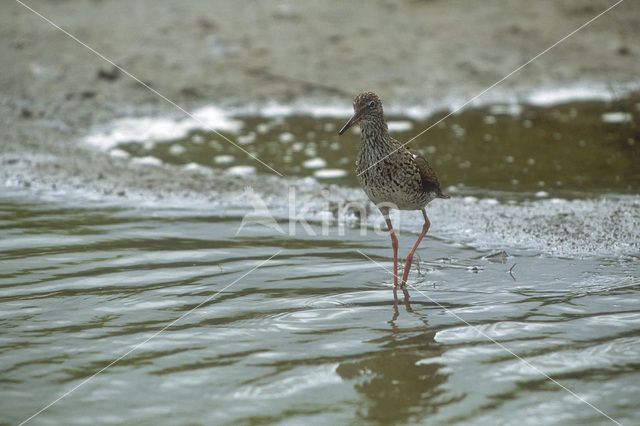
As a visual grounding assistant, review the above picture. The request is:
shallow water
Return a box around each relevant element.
[113,94,640,195]
[1,190,639,425]
[3,92,640,425]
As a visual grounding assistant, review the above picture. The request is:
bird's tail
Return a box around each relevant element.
[437,190,451,199]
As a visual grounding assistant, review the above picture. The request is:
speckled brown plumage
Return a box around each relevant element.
[338,91,449,287]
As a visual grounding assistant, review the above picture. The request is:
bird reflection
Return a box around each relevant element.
[391,286,413,324]
[336,286,452,423]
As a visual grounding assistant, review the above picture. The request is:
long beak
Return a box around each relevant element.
[338,110,363,135]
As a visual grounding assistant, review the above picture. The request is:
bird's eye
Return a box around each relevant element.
[368,101,376,108]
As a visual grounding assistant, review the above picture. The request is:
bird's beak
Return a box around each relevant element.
[338,110,363,135]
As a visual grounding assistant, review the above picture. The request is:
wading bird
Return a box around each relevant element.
[338,91,449,287]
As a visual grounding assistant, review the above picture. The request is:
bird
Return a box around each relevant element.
[338,91,449,287]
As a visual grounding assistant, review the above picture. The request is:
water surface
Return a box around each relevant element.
[2,93,640,425]
[1,191,638,425]
[113,93,640,195]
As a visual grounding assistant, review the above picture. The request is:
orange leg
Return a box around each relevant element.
[401,209,430,286]
[385,217,399,286]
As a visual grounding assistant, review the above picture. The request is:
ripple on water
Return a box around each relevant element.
[1,194,639,425]
[434,320,559,345]
[231,364,341,400]
[494,335,640,380]
[267,307,359,331]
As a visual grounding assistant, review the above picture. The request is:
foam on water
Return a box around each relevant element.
[601,112,633,123]
[85,106,243,151]
[387,121,413,132]
[303,158,327,169]
[131,156,163,166]
[5,167,638,259]
[526,86,617,106]
[313,169,347,179]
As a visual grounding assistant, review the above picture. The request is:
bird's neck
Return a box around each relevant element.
[359,119,397,152]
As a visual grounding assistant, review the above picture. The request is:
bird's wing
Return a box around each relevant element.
[409,148,450,199]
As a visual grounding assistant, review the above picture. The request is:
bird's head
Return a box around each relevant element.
[338,91,384,135]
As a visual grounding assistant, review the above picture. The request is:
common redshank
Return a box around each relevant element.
[338,91,449,287]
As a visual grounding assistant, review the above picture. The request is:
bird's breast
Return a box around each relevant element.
[356,148,431,210]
